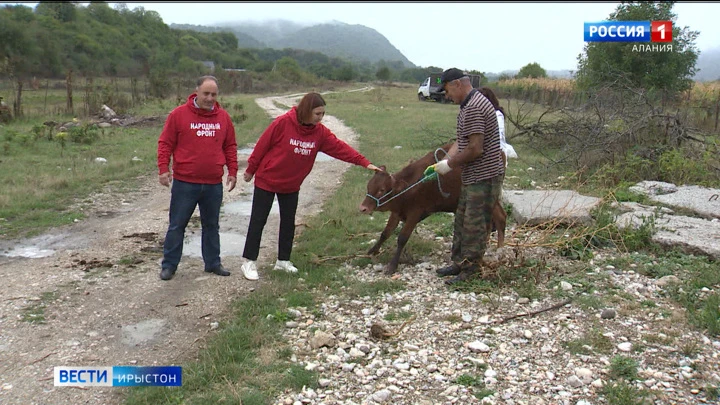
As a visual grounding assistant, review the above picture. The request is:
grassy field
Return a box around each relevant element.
[2,82,719,403]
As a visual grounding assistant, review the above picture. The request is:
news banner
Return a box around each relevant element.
[584,20,673,52]
[54,366,182,387]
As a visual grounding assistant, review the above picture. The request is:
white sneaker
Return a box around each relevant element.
[241,260,259,280]
[273,260,298,273]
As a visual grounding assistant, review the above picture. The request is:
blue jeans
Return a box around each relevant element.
[162,179,223,271]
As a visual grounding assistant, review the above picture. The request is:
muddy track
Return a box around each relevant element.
[0,89,371,405]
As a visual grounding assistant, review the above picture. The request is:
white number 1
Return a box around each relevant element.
[657,23,666,39]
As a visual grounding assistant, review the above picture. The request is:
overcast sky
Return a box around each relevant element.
[13,2,720,73]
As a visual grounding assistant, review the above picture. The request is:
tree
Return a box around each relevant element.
[35,1,77,22]
[375,66,390,82]
[575,1,699,95]
[517,62,547,79]
[276,56,303,83]
[334,64,355,82]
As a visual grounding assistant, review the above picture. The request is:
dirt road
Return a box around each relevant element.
[0,90,368,405]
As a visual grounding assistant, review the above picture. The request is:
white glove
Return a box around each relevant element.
[435,159,452,175]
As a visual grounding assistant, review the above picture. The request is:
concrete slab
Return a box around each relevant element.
[615,202,720,259]
[503,190,603,226]
[629,181,720,220]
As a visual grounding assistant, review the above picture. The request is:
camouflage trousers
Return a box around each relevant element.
[451,174,503,269]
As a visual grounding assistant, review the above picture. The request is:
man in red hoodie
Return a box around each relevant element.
[157,75,238,281]
[241,92,379,280]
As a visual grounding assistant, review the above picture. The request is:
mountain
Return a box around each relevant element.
[694,46,720,82]
[170,23,266,48]
[215,19,309,45]
[269,22,414,67]
[171,20,415,68]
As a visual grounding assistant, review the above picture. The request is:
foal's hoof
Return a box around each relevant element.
[384,266,397,276]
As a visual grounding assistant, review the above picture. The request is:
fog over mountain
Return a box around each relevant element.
[695,46,720,82]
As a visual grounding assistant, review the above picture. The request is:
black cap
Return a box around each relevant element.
[437,68,467,91]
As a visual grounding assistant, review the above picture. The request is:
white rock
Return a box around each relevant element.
[567,375,584,387]
[575,367,593,384]
[617,342,633,352]
[468,341,491,353]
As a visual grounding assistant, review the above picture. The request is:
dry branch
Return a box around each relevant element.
[496,298,572,324]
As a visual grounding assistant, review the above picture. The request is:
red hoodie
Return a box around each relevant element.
[157,94,238,184]
[246,106,371,194]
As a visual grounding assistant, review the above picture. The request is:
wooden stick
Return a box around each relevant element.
[496,298,572,324]
[28,352,56,365]
[313,254,372,263]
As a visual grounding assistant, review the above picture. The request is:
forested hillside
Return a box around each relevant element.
[0,2,429,83]
[173,20,415,67]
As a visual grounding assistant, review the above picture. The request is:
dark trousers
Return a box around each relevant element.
[242,185,298,261]
[162,179,223,271]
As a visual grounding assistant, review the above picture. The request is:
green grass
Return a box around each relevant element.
[0,123,158,238]
[562,327,614,355]
[20,291,59,324]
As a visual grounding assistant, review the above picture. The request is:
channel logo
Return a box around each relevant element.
[584,21,672,42]
[54,366,182,387]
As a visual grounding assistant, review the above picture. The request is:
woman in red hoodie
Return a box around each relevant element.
[241,92,379,280]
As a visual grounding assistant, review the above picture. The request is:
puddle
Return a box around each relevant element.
[182,232,246,258]
[121,319,167,346]
[0,232,91,259]
[223,199,279,216]
[3,247,56,258]
[315,152,332,162]
[238,147,333,162]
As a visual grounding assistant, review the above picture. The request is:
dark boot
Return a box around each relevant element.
[160,267,176,281]
[444,266,479,285]
[436,263,461,277]
[205,265,231,276]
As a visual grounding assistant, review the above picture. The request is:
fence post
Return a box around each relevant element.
[13,79,23,118]
[66,69,73,115]
[43,79,49,115]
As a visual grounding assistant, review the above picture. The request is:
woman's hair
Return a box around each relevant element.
[478,87,505,117]
[296,92,326,124]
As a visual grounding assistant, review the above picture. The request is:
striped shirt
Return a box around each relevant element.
[456,89,503,185]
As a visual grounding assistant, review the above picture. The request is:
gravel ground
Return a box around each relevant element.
[271,241,720,405]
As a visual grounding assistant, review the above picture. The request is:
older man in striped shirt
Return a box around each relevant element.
[424,68,504,285]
